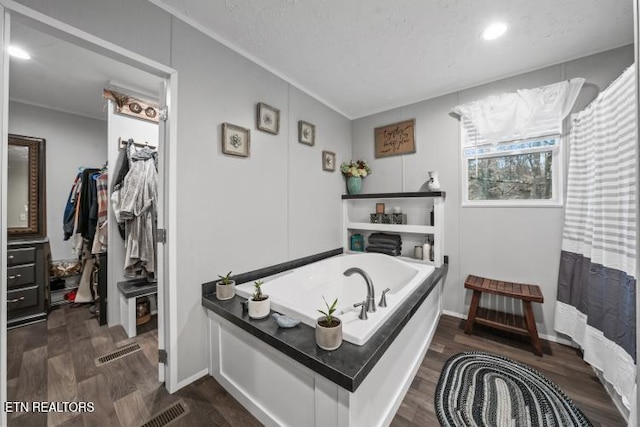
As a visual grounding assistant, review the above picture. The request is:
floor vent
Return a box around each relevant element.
[140,401,188,427]
[95,343,141,366]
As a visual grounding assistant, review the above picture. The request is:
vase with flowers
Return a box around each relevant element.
[340,160,371,195]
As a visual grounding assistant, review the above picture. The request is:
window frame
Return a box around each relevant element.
[460,122,565,208]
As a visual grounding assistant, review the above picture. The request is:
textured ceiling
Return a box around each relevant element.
[151,0,634,119]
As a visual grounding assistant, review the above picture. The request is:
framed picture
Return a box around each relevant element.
[256,102,280,134]
[298,120,315,146]
[222,123,250,157]
[322,151,336,171]
[376,203,385,214]
[374,118,416,158]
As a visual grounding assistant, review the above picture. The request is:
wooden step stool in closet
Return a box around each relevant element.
[464,274,544,356]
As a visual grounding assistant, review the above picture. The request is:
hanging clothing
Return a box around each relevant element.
[63,173,81,240]
[111,142,131,240]
[117,140,158,278]
[554,65,636,415]
[76,168,100,242]
[91,173,109,254]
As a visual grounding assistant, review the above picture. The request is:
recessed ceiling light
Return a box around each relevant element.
[8,45,31,60]
[482,22,508,41]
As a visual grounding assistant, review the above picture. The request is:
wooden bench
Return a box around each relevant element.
[464,274,544,356]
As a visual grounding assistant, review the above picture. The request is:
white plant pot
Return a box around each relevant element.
[248,297,271,319]
[315,317,343,351]
[216,280,236,300]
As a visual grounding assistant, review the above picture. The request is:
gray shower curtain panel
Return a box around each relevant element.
[554,65,637,412]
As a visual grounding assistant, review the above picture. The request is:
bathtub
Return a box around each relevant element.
[235,252,435,345]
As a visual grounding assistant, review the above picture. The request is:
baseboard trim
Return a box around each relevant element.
[441,310,574,346]
[442,310,465,319]
[174,368,208,392]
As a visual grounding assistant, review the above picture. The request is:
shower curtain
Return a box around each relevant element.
[554,65,637,414]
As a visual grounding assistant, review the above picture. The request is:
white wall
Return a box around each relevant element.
[352,45,634,341]
[106,102,159,326]
[8,101,106,260]
[10,0,351,385]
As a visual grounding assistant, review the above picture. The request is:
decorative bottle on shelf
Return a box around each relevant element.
[429,237,435,261]
[427,171,440,191]
[423,239,431,263]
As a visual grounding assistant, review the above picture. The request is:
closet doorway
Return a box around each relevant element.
[0,7,178,425]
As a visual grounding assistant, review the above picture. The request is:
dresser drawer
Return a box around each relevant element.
[7,247,36,266]
[7,285,39,313]
[7,264,35,289]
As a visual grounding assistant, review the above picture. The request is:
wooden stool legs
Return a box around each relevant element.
[523,300,543,356]
[464,290,481,335]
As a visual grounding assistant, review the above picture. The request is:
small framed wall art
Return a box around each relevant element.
[298,120,315,146]
[256,102,280,134]
[222,123,250,157]
[322,151,336,171]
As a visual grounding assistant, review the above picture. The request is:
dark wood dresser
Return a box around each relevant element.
[7,238,49,328]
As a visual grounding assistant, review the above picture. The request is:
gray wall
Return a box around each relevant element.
[8,101,107,260]
[352,45,634,341]
[12,0,351,384]
[171,19,350,380]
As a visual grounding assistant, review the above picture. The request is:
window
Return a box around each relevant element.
[461,117,563,206]
[454,77,585,207]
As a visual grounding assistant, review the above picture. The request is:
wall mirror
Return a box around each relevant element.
[8,134,46,238]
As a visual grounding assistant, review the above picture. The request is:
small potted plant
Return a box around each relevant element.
[340,160,371,195]
[248,280,270,319]
[216,271,236,300]
[315,297,342,351]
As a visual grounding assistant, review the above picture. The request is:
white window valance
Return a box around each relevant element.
[452,78,585,145]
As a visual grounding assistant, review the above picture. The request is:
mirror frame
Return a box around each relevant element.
[8,134,46,238]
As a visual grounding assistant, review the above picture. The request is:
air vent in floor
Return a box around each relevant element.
[141,401,188,427]
[95,343,141,366]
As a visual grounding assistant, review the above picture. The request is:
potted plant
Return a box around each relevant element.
[340,160,371,195]
[248,280,270,319]
[216,271,236,300]
[315,297,342,351]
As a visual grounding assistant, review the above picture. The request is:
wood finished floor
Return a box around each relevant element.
[7,304,260,427]
[7,310,624,426]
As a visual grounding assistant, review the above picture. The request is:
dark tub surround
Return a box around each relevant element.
[201,259,447,392]
[202,248,343,294]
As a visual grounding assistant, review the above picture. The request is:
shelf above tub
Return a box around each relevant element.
[342,191,445,200]
[344,250,435,266]
[346,221,434,234]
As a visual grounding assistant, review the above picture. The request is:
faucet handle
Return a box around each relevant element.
[379,288,391,308]
[353,301,368,320]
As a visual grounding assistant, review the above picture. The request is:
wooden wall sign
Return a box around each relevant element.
[374,119,416,158]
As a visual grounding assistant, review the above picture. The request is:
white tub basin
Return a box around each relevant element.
[236,253,435,345]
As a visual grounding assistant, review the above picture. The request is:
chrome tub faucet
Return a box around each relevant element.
[343,268,376,313]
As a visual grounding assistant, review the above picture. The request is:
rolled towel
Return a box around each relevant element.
[369,232,402,244]
[366,242,401,251]
[366,246,400,256]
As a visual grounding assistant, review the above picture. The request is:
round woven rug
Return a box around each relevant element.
[435,351,592,427]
